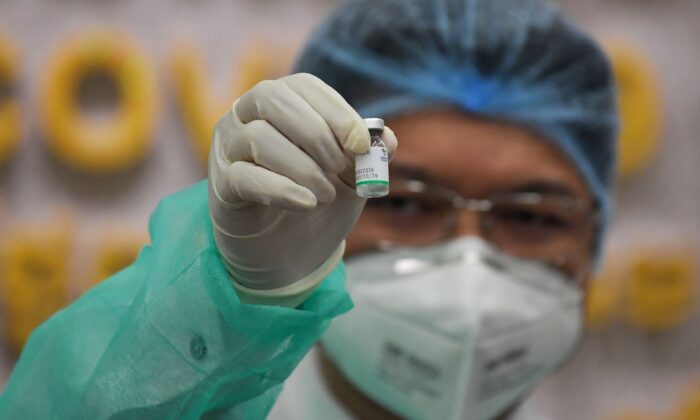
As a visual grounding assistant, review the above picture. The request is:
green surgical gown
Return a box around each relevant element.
[0,180,352,419]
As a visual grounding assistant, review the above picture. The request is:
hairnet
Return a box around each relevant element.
[293,0,618,258]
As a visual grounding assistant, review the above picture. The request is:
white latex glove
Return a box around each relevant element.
[208,73,397,307]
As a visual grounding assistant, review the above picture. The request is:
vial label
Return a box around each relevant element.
[355,146,389,187]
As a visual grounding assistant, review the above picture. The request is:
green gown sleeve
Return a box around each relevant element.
[0,180,353,419]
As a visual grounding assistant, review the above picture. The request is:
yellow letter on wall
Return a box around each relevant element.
[605,40,663,179]
[624,248,696,332]
[1,219,73,353]
[676,382,700,420]
[88,228,146,291]
[40,30,158,173]
[0,36,21,164]
[170,41,293,166]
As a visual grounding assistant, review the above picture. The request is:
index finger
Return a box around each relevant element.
[281,73,370,155]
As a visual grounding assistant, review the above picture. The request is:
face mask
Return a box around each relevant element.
[321,237,583,420]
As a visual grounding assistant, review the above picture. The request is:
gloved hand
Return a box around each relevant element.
[208,73,397,307]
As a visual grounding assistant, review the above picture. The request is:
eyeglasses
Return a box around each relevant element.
[356,178,600,275]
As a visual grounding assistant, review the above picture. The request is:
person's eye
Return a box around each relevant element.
[492,206,573,230]
[367,195,443,216]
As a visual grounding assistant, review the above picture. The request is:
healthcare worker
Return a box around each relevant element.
[0,0,617,418]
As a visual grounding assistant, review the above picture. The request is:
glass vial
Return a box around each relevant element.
[356,118,389,198]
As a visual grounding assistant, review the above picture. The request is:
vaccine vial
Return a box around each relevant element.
[356,118,389,198]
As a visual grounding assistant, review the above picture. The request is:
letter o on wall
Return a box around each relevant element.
[40,31,158,173]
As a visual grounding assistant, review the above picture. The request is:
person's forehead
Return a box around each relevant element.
[385,109,592,200]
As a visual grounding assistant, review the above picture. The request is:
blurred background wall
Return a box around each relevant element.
[0,0,698,419]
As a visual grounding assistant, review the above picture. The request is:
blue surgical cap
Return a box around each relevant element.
[293,0,619,258]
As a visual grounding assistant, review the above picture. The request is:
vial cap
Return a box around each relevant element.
[364,118,385,131]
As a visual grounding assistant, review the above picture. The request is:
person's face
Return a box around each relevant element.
[346,108,597,284]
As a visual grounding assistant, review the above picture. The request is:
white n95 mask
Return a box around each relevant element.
[321,237,583,420]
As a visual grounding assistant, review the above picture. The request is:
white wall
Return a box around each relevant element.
[527,1,700,418]
[0,0,337,385]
